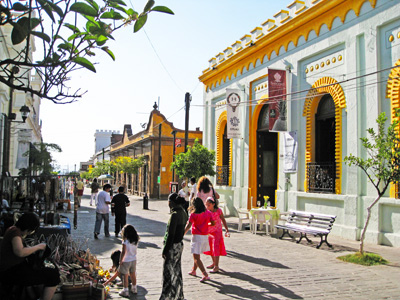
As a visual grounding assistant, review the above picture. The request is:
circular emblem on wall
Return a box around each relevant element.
[227,92,240,112]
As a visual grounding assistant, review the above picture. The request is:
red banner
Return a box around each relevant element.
[175,138,182,148]
[268,69,287,131]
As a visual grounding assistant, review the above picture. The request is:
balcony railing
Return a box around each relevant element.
[216,165,229,186]
[307,162,335,194]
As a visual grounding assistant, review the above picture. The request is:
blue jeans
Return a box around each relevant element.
[94,212,109,236]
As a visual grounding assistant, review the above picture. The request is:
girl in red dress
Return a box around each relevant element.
[204,197,229,273]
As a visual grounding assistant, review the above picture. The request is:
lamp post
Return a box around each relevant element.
[171,130,176,182]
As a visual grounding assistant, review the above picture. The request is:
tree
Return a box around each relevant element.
[114,155,144,185]
[170,139,216,180]
[90,160,116,177]
[344,109,400,254]
[0,0,173,103]
[19,142,62,176]
[115,155,144,174]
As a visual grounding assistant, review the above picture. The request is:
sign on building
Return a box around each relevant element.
[268,69,287,132]
[226,88,242,139]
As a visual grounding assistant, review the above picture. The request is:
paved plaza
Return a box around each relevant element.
[66,192,400,300]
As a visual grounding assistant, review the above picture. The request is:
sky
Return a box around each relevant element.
[40,0,293,173]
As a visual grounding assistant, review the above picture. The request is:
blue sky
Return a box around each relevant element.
[40,0,293,172]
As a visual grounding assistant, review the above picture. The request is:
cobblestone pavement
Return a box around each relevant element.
[65,192,400,300]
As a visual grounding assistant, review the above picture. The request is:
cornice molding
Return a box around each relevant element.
[199,0,377,91]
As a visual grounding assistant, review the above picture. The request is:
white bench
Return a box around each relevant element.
[275,210,336,249]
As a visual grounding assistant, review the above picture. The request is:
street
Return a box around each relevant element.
[65,191,400,300]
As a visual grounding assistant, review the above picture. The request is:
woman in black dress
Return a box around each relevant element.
[160,193,188,300]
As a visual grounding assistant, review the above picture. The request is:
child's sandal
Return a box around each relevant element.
[200,274,210,283]
[188,270,196,276]
[209,268,219,273]
[206,264,214,269]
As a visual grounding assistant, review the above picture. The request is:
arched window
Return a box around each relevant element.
[216,111,232,186]
[303,77,346,194]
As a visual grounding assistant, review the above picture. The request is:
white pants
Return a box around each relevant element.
[90,192,98,205]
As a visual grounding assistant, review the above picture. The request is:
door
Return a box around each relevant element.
[257,132,278,206]
[257,105,278,206]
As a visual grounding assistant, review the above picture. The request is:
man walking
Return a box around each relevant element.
[111,186,130,237]
[94,184,112,239]
[75,177,84,207]
[90,178,99,206]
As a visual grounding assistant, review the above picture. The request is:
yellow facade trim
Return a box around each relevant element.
[387,60,400,198]
[199,0,377,91]
[303,77,346,194]
[215,111,233,186]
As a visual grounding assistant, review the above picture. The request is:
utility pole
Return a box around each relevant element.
[158,124,162,199]
[171,130,176,182]
[184,92,191,152]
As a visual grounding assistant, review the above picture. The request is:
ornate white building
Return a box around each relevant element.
[199,0,400,246]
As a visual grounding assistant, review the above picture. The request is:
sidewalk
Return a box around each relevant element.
[66,192,400,300]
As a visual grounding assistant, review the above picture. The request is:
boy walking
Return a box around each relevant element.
[111,186,130,237]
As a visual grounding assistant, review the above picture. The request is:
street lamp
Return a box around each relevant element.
[19,105,31,123]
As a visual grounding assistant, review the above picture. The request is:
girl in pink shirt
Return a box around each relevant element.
[184,197,215,282]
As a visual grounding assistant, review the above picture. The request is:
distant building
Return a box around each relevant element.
[110,107,202,198]
[94,129,122,154]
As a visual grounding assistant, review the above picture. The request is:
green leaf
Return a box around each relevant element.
[86,20,100,34]
[108,3,129,14]
[70,2,98,17]
[109,0,127,6]
[47,1,64,17]
[58,42,77,53]
[64,23,80,33]
[134,14,147,33]
[11,17,30,44]
[73,56,96,72]
[144,0,155,12]
[100,11,124,20]
[30,31,51,43]
[101,46,115,61]
[52,53,61,63]
[85,0,99,11]
[126,8,136,15]
[53,34,66,42]
[30,18,41,30]
[95,35,108,46]
[67,32,84,41]
[12,2,28,11]
[151,6,174,15]
[37,0,55,22]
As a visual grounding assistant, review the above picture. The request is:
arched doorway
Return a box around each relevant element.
[257,105,278,206]
[308,94,336,193]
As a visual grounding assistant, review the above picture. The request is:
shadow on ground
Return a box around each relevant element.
[226,250,290,269]
[207,271,303,300]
